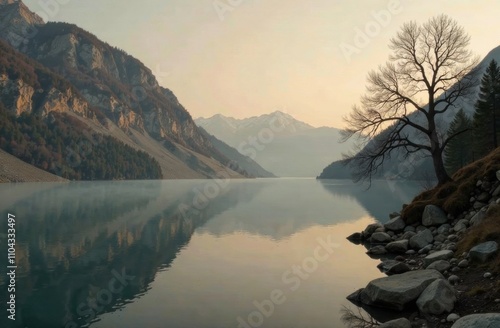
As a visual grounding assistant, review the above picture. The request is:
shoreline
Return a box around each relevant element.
[345,174,500,327]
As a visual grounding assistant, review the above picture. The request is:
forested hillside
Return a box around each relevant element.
[0,103,162,180]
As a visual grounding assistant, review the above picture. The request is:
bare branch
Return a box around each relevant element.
[341,15,480,185]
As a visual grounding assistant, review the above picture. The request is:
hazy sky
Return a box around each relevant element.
[23,0,500,128]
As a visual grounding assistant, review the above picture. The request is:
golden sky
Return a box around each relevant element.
[24,0,500,128]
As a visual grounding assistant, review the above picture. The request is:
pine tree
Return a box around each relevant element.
[473,59,500,158]
[444,109,473,175]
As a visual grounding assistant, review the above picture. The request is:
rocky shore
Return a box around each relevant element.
[346,171,500,327]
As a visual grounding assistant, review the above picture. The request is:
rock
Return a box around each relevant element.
[347,232,363,243]
[418,245,433,254]
[346,288,363,303]
[453,219,468,232]
[423,250,454,266]
[359,270,443,311]
[448,275,460,285]
[409,229,434,250]
[404,225,416,232]
[371,232,392,244]
[400,231,416,240]
[385,240,409,254]
[416,225,427,232]
[473,201,487,210]
[437,224,451,235]
[416,279,456,315]
[457,259,468,268]
[422,205,448,226]
[497,170,500,181]
[470,210,487,227]
[426,260,451,273]
[492,185,500,197]
[394,255,405,262]
[367,245,387,255]
[364,222,383,237]
[408,259,417,265]
[447,313,460,322]
[379,318,412,328]
[451,313,500,328]
[447,234,459,242]
[484,272,492,279]
[377,260,411,275]
[384,216,406,231]
[405,250,416,255]
[469,241,499,263]
[445,243,458,251]
[389,212,401,219]
[434,234,447,243]
[477,192,490,202]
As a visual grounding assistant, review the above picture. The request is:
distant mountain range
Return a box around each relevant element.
[318,45,500,180]
[196,111,354,177]
[0,0,271,180]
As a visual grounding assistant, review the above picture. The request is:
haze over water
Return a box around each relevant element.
[0,179,422,327]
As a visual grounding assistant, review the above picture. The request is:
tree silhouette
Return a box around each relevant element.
[341,15,480,185]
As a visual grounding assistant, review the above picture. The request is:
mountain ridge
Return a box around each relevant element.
[0,0,256,180]
[196,111,354,177]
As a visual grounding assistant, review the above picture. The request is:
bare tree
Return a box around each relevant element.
[341,15,481,185]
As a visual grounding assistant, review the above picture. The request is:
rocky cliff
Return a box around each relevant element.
[0,0,246,179]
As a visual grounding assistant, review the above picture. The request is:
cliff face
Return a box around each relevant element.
[22,22,221,158]
[0,1,244,179]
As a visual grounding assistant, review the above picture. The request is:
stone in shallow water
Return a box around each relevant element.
[385,240,409,254]
[377,260,411,275]
[359,269,443,311]
[367,245,387,255]
[379,317,411,328]
[370,232,392,244]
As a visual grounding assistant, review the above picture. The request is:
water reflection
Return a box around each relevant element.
[0,179,422,328]
[319,180,423,222]
[0,180,264,328]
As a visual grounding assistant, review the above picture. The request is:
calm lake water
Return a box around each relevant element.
[0,179,422,328]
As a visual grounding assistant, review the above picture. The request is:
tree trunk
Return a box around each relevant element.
[432,149,451,185]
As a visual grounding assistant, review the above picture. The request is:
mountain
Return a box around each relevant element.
[0,0,249,180]
[319,45,500,180]
[195,111,354,177]
[198,127,276,178]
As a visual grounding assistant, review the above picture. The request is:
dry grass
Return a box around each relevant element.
[402,147,500,224]
[399,148,500,272]
[457,209,500,273]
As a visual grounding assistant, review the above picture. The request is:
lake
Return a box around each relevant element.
[0,179,423,328]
